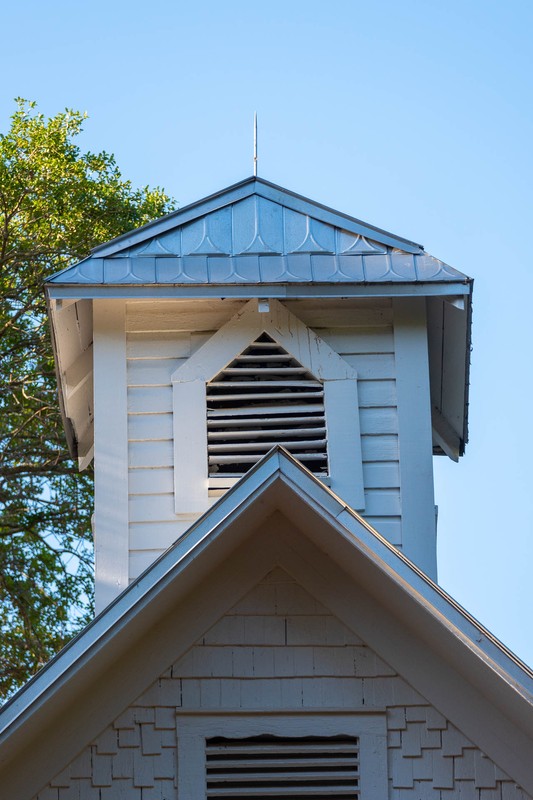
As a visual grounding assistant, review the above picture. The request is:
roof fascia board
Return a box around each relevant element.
[46,281,473,301]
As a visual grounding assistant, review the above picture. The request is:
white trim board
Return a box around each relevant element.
[93,299,129,611]
[176,711,387,799]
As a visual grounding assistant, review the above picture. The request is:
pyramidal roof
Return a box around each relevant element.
[47,177,470,291]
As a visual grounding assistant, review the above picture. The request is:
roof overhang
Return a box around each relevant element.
[0,449,531,796]
[44,177,473,465]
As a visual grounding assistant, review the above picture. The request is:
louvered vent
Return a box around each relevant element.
[206,735,360,798]
[207,333,328,476]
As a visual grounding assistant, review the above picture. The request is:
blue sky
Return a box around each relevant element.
[2,0,532,664]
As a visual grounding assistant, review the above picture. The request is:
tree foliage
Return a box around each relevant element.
[0,100,174,700]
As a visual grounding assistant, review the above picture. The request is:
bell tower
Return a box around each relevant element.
[46,177,472,612]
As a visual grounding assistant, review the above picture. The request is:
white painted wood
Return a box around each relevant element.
[364,490,401,516]
[341,353,395,379]
[93,299,129,612]
[129,493,175,522]
[432,406,460,462]
[359,407,398,436]
[361,435,399,462]
[121,299,401,551]
[121,300,402,546]
[284,298,393,327]
[441,301,468,437]
[318,326,394,354]
[172,299,365,514]
[127,357,185,386]
[63,344,93,397]
[129,518,196,550]
[52,301,89,372]
[173,379,208,513]
[174,300,357,383]
[129,440,173,468]
[129,549,166,580]
[365,517,402,544]
[128,386,172,413]
[126,299,245,332]
[358,380,396,407]
[324,379,365,510]
[393,297,436,578]
[177,713,387,800]
[127,330,192,358]
[128,413,173,441]
[362,461,400,488]
[129,467,174,494]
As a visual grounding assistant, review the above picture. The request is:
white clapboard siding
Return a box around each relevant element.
[126,300,245,333]
[129,440,173,468]
[128,386,173,414]
[318,326,394,354]
[129,493,176,522]
[127,358,185,386]
[364,490,401,516]
[129,468,174,494]
[359,408,398,435]
[361,435,399,462]
[129,550,164,580]
[364,518,402,544]
[124,300,403,578]
[129,414,173,442]
[358,380,396,407]
[129,519,199,551]
[284,299,393,328]
[362,462,400,489]
[127,330,192,358]
[341,353,395,380]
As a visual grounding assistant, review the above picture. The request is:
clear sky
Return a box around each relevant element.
[2,0,532,665]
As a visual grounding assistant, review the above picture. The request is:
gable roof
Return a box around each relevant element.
[0,449,531,797]
[46,177,471,294]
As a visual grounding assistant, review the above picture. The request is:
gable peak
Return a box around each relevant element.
[88,176,424,260]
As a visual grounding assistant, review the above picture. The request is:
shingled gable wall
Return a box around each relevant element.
[33,568,530,800]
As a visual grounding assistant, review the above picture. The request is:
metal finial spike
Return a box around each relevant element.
[253,112,258,177]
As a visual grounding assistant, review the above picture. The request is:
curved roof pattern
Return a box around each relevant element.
[46,177,471,291]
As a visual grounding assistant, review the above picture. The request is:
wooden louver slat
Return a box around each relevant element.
[206,735,360,799]
[207,333,328,476]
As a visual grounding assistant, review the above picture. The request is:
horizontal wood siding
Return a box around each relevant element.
[126,300,401,580]
[311,307,400,549]
[126,301,230,579]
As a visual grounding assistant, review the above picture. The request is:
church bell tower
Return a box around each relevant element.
[46,177,472,612]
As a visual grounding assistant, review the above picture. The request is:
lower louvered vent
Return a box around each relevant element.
[205,735,360,799]
[207,333,328,476]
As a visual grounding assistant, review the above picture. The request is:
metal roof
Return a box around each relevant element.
[46,177,470,290]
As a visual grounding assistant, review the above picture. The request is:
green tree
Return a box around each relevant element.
[0,99,174,700]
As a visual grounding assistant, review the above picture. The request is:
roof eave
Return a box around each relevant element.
[45,279,473,300]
